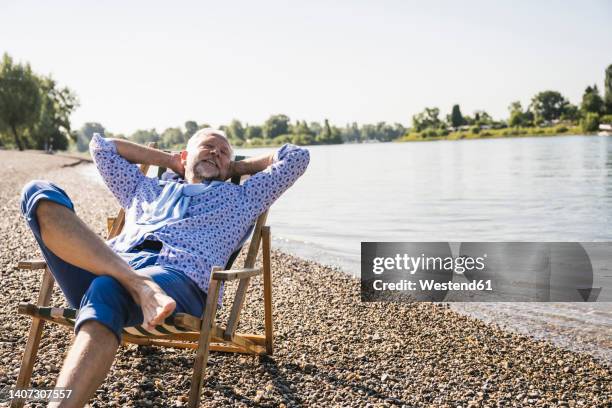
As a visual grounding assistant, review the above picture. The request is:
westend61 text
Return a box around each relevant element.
[372,279,493,291]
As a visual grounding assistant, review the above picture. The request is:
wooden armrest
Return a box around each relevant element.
[211,267,262,281]
[17,260,47,270]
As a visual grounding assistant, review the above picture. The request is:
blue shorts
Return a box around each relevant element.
[20,180,207,343]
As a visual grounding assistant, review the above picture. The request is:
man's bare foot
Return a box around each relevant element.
[128,277,176,330]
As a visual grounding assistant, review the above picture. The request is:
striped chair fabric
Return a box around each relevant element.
[18,304,200,338]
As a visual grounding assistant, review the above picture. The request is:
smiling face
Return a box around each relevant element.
[182,131,233,183]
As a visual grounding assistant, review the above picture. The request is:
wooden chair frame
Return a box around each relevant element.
[12,155,274,408]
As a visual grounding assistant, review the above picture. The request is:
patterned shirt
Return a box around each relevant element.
[89,134,310,297]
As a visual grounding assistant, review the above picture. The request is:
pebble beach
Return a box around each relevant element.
[0,150,610,407]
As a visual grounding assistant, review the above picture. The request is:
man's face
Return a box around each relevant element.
[182,134,232,183]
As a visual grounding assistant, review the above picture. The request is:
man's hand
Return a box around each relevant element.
[168,152,185,178]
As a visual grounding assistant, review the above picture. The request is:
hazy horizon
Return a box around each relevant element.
[2,0,611,135]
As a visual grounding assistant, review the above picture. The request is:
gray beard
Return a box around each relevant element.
[192,161,219,181]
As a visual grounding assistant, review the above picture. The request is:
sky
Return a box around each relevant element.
[1,0,611,135]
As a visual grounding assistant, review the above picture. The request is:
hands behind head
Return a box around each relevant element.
[227,161,237,181]
[169,152,186,178]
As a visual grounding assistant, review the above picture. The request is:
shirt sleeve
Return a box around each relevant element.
[240,143,310,219]
[89,133,147,209]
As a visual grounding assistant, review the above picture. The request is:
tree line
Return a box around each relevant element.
[74,117,407,152]
[1,52,611,151]
[411,64,612,137]
[0,54,78,151]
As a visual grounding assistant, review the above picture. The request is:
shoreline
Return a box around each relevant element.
[0,150,610,406]
[1,127,596,155]
[400,128,590,144]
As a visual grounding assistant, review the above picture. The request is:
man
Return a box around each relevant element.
[19,128,309,407]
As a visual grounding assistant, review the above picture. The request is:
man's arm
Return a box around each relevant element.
[238,144,310,219]
[230,153,275,178]
[111,138,184,175]
[89,134,181,209]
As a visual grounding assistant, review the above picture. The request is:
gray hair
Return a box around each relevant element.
[187,128,234,159]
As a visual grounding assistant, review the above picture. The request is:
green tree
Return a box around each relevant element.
[372,121,404,142]
[360,123,376,141]
[412,107,442,131]
[292,120,313,136]
[341,122,360,143]
[160,127,184,148]
[392,123,407,140]
[508,101,523,127]
[291,133,314,145]
[315,119,342,144]
[291,120,315,144]
[450,104,466,128]
[581,112,599,132]
[130,129,160,145]
[309,121,322,137]
[581,85,604,114]
[600,114,612,125]
[473,110,493,126]
[29,76,78,151]
[226,119,245,141]
[508,101,535,127]
[0,53,42,150]
[560,103,579,122]
[529,90,569,123]
[244,125,262,140]
[249,137,264,146]
[184,120,198,140]
[605,64,612,114]
[76,122,105,151]
[263,114,290,139]
[272,134,292,145]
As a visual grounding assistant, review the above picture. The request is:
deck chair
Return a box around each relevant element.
[12,145,274,408]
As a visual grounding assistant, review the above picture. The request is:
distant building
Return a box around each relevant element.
[598,123,612,136]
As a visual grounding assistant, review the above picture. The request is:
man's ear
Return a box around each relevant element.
[180,150,188,164]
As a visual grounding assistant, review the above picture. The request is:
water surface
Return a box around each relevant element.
[237,135,612,363]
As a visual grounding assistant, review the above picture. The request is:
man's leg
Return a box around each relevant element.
[18,181,198,406]
[20,180,176,328]
[51,267,206,407]
[20,180,98,307]
[48,321,118,408]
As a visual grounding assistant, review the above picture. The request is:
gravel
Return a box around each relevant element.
[0,150,610,407]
